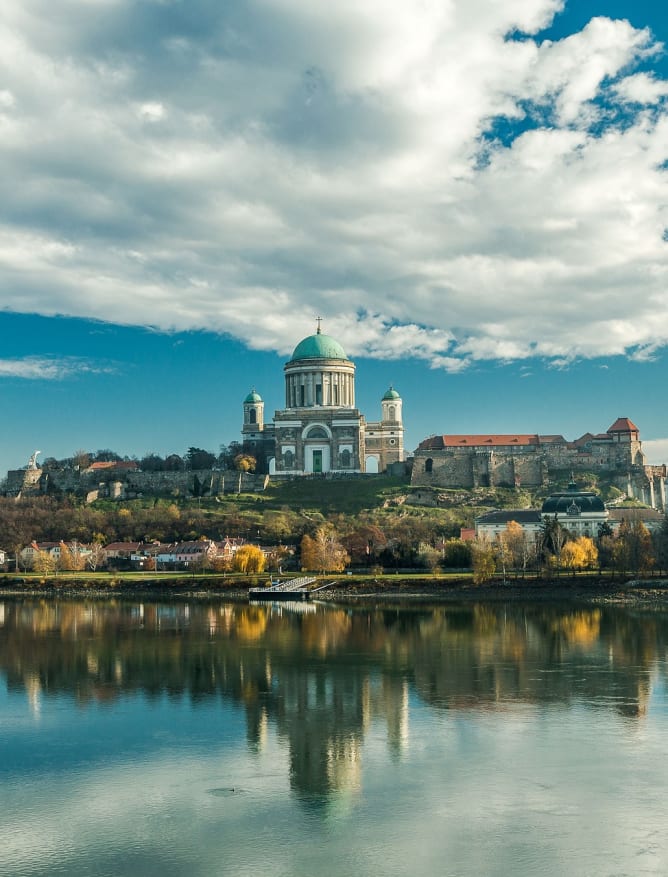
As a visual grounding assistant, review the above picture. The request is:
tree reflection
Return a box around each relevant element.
[1,598,666,803]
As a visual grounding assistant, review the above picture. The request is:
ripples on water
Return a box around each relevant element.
[1,598,667,876]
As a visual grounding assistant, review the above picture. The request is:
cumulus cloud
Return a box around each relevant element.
[0,0,666,370]
[643,438,668,466]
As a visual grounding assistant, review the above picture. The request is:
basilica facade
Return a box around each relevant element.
[242,327,404,475]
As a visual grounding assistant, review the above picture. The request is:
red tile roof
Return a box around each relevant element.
[419,434,539,450]
[607,418,639,433]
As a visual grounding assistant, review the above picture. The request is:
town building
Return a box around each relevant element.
[475,482,664,543]
[242,323,404,475]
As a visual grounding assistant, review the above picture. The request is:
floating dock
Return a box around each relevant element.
[249,576,317,602]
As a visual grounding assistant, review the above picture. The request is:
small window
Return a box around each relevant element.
[425,458,433,474]
[284,450,294,468]
[249,408,257,424]
[340,449,351,467]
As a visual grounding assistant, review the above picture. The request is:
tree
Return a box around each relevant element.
[87,542,107,572]
[501,520,534,577]
[653,515,668,574]
[140,453,166,472]
[300,526,350,573]
[233,544,266,574]
[538,515,569,570]
[441,539,473,569]
[234,454,256,494]
[164,454,184,471]
[185,447,217,470]
[471,537,496,585]
[561,537,598,573]
[614,518,654,576]
[32,549,55,577]
[417,541,441,571]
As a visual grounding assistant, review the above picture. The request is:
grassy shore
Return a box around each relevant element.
[1,570,668,604]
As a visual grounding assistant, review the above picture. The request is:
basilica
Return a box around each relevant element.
[242,325,404,475]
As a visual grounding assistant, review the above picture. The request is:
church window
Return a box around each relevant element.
[389,406,395,420]
[340,449,351,467]
[316,384,322,405]
[300,385,306,406]
[307,426,328,439]
[249,408,257,424]
[284,450,294,468]
[333,385,339,405]
[425,458,433,474]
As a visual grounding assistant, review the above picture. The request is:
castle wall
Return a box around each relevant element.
[411,440,666,510]
[3,468,269,500]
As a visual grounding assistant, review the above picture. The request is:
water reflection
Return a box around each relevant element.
[1,598,666,806]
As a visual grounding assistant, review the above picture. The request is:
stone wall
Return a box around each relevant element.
[2,468,269,499]
[411,445,666,510]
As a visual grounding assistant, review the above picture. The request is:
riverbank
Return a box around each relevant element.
[1,574,668,604]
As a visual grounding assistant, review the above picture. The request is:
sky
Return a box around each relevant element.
[0,0,666,472]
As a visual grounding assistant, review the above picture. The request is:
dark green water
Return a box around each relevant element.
[1,598,667,876]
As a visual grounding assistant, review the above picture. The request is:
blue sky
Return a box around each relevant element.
[0,0,666,472]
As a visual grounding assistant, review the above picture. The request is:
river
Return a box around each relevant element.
[1,597,667,876]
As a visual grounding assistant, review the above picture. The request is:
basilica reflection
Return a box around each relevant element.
[1,598,667,802]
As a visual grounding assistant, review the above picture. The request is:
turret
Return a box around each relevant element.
[243,389,264,434]
[381,386,402,424]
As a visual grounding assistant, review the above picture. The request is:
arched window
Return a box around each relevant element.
[249,408,257,424]
[340,449,351,467]
[284,450,294,468]
[425,458,433,474]
[389,405,395,420]
[307,426,328,439]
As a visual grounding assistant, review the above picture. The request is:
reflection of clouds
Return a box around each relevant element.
[1,631,668,873]
[3,745,294,877]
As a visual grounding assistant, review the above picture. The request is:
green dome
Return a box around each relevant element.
[244,389,263,403]
[541,482,605,514]
[383,386,401,400]
[290,332,348,362]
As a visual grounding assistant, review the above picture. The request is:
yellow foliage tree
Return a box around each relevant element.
[32,550,55,576]
[301,526,350,573]
[561,536,598,572]
[233,544,266,574]
[471,537,496,585]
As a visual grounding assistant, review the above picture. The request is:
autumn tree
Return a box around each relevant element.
[561,537,598,573]
[233,544,266,574]
[614,518,654,576]
[471,537,496,585]
[501,520,534,577]
[234,454,257,494]
[32,549,55,577]
[300,526,350,573]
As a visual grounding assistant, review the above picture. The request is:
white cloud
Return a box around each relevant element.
[0,357,113,380]
[643,438,668,466]
[0,0,666,369]
[614,72,668,104]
